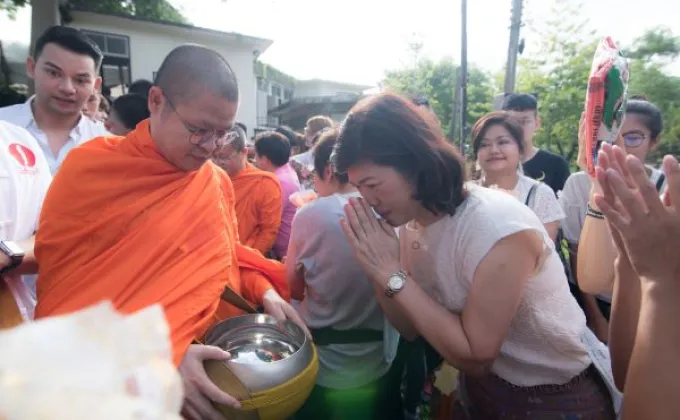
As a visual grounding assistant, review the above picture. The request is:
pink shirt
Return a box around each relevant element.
[273,163,301,258]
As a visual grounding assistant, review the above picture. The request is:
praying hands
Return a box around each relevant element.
[593,144,680,284]
[340,197,402,285]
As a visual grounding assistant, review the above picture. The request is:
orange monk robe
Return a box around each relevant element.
[34,120,289,366]
[231,163,282,254]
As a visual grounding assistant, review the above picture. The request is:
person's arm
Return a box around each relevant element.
[383,230,541,375]
[543,221,559,242]
[249,179,282,254]
[284,217,305,301]
[531,183,564,242]
[609,253,641,391]
[577,184,618,294]
[621,281,680,419]
[569,242,610,343]
[1,235,38,275]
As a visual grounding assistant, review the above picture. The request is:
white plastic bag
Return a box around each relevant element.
[0,302,183,420]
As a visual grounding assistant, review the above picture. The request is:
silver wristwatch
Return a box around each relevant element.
[385,270,407,298]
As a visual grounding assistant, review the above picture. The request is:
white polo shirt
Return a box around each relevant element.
[0,98,109,174]
[1,121,52,315]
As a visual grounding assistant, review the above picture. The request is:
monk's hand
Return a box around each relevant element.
[179,344,240,420]
[262,288,311,338]
[341,197,401,283]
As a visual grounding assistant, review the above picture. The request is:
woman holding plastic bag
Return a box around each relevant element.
[0,121,52,329]
[575,39,671,391]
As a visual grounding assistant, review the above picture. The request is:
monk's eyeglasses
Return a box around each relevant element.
[164,95,238,146]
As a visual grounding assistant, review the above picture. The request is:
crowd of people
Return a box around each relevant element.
[1,24,679,420]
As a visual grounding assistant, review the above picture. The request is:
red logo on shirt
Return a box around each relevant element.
[8,143,37,172]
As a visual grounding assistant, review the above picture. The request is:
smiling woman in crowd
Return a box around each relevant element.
[332,92,616,419]
[471,111,565,241]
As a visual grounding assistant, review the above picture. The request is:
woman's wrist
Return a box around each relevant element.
[588,184,603,210]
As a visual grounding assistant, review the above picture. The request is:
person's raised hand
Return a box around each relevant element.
[594,154,680,285]
[179,344,240,420]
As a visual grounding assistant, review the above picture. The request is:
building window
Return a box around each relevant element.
[284,88,293,101]
[81,30,131,97]
[81,30,130,58]
[257,77,268,92]
[271,84,282,98]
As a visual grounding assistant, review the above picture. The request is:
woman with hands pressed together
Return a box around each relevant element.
[332,92,615,419]
[593,147,680,419]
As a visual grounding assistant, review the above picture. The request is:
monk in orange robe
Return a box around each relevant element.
[213,125,282,255]
[34,44,303,420]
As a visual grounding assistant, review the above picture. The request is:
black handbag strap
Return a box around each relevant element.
[525,183,539,207]
[310,327,383,346]
[656,173,666,192]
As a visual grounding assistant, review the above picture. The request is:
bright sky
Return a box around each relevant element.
[1,0,679,86]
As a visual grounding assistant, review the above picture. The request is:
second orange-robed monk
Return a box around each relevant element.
[213,125,282,255]
[33,44,306,419]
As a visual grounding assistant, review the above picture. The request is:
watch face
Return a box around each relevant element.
[388,274,405,291]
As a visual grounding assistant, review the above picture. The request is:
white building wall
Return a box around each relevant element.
[293,79,370,98]
[68,13,262,136]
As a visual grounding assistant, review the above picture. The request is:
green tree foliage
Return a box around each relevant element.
[382,57,494,143]
[68,0,189,24]
[516,1,596,165]
[517,1,680,166]
[625,27,680,163]
[2,0,189,24]
[0,0,27,19]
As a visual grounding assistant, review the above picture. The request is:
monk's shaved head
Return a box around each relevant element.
[154,44,239,103]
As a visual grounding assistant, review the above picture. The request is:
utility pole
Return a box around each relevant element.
[449,71,460,141]
[459,0,468,153]
[503,0,523,94]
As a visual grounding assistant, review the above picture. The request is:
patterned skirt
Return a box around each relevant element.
[452,365,616,419]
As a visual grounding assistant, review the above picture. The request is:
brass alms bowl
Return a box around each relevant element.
[203,314,318,420]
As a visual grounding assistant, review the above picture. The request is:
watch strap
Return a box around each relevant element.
[0,241,24,275]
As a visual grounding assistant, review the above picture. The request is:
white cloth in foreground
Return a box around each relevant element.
[0,302,183,420]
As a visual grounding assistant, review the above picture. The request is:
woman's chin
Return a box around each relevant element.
[484,164,509,174]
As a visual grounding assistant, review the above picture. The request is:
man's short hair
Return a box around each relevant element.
[254,131,291,167]
[128,79,153,98]
[502,93,538,112]
[111,94,150,130]
[34,26,103,71]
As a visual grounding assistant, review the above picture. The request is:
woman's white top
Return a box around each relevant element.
[399,185,591,386]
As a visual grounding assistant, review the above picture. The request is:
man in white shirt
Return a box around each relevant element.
[0,26,109,174]
[0,121,52,325]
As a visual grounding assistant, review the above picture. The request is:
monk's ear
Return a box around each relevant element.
[147,86,165,115]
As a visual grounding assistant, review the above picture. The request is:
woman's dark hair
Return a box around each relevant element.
[625,99,663,142]
[333,92,467,216]
[312,129,348,184]
[254,131,291,167]
[112,93,150,130]
[470,111,525,159]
